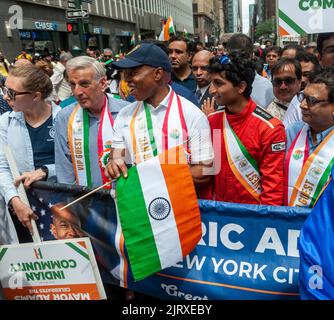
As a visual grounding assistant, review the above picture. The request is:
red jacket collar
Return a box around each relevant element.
[226,98,256,126]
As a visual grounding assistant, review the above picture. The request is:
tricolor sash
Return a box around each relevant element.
[286,125,334,208]
[68,96,114,187]
[130,90,189,164]
[223,112,262,201]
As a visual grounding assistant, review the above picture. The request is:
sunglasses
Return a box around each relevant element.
[297,92,330,107]
[272,77,297,87]
[3,86,32,100]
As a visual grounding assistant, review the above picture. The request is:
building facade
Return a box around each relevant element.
[0,0,194,61]
[251,0,277,43]
[193,0,215,46]
[192,0,226,46]
[249,3,256,42]
[255,0,276,23]
[222,0,242,39]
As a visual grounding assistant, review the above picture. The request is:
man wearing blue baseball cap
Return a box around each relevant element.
[105,43,214,188]
[111,42,172,72]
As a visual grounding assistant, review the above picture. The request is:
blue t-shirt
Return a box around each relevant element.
[26,115,55,169]
[171,72,197,93]
[0,95,11,115]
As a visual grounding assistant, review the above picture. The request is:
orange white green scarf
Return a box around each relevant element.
[223,112,262,201]
[285,125,334,208]
[129,90,189,164]
[68,96,114,187]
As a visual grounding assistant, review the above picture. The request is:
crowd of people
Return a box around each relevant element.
[0,31,334,300]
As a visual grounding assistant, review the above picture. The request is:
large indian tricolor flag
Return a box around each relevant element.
[116,146,202,281]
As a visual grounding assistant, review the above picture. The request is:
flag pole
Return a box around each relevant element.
[60,181,112,211]
[276,0,281,46]
[4,145,41,243]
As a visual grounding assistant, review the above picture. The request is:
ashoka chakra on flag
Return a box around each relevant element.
[116,145,202,281]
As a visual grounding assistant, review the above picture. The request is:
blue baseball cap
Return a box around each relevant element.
[112,43,172,72]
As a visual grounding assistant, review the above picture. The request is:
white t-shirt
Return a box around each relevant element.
[251,73,275,109]
[112,87,214,165]
[283,95,302,127]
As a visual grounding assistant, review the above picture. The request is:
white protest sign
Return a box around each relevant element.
[278,0,334,35]
[0,238,106,300]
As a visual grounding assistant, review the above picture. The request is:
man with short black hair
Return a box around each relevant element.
[168,37,197,92]
[50,203,85,240]
[281,44,304,59]
[267,58,302,121]
[225,34,275,108]
[204,51,286,205]
[263,46,281,80]
[105,43,213,187]
[285,67,334,208]
[142,39,199,106]
[296,51,321,91]
[317,32,334,66]
[305,42,317,55]
[86,47,97,58]
[283,52,321,126]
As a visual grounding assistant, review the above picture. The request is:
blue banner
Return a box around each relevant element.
[26,183,311,300]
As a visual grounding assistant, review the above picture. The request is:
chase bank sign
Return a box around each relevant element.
[34,21,58,31]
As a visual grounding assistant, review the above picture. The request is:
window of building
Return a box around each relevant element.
[194,16,198,29]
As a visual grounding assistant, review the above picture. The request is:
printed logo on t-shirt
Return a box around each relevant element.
[48,126,55,141]
[271,142,286,152]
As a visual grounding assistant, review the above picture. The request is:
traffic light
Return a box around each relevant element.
[67,22,78,34]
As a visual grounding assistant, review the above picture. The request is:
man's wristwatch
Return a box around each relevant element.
[40,166,49,180]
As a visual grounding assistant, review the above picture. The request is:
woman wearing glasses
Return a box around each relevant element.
[285,67,334,208]
[0,66,61,243]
